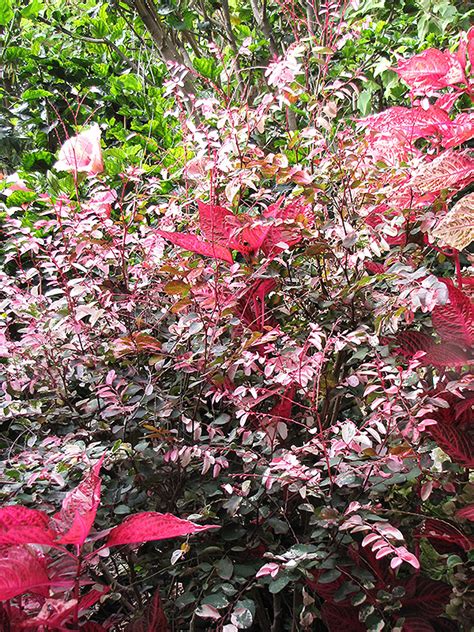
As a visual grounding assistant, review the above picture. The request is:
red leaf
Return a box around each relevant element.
[125,590,169,632]
[321,603,365,632]
[395,331,434,358]
[236,278,277,331]
[428,423,474,468]
[416,518,473,553]
[198,201,236,245]
[432,282,474,347]
[394,332,472,367]
[78,586,110,613]
[308,570,346,602]
[0,506,55,547]
[423,344,472,368]
[53,457,104,546]
[0,545,51,600]
[261,385,295,426]
[401,618,435,632]
[435,619,461,632]
[454,391,474,424]
[261,198,312,256]
[403,577,452,617]
[199,201,270,254]
[395,48,465,91]
[158,231,233,263]
[409,150,474,194]
[106,512,218,547]
[456,505,474,521]
[364,261,386,275]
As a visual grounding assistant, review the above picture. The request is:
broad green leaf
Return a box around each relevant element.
[0,0,13,25]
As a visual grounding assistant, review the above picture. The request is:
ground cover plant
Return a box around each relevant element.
[0,0,473,630]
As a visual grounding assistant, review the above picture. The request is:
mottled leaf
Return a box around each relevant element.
[0,506,55,546]
[53,457,104,546]
[432,193,474,250]
[0,545,50,600]
[410,151,474,194]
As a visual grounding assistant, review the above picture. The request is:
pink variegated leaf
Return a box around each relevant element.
[28,587,110,628]
[360,106,452,141]
[0,506,55,547]
[20,597,78,627]
[0,545,51,600]
[80,624,108,631]
[409,150,474,194]
[395,48,466,91]
[390,557,403,570]
[468,26,474,69]
[374,546,393,559]
[394,546,420,569]
[435,92,463,112]
[106,512,218,547]
[442,112,474,148]
[371,539,388,552]
[158,231,233,263]
[53,457,104,546]
[361,533,380,547]
[432,192,474,251]
[256,563,280,578]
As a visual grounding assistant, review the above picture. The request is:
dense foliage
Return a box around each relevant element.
[0,0,473,630]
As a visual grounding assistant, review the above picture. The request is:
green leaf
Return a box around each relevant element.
[0,0,13,25]
[21,88,53,101]
[5,190,37,207]
[201,593,229,609]
[357,89,372,115]
[269,575,291,593]
[372,56,391,77]
[215,557,234,580]
[318,569,342,583]
[193,57,219,81]
[21,0,43,18]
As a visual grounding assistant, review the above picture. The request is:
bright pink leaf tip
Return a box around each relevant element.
[106,512,219,547]
[53,456,105,546]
